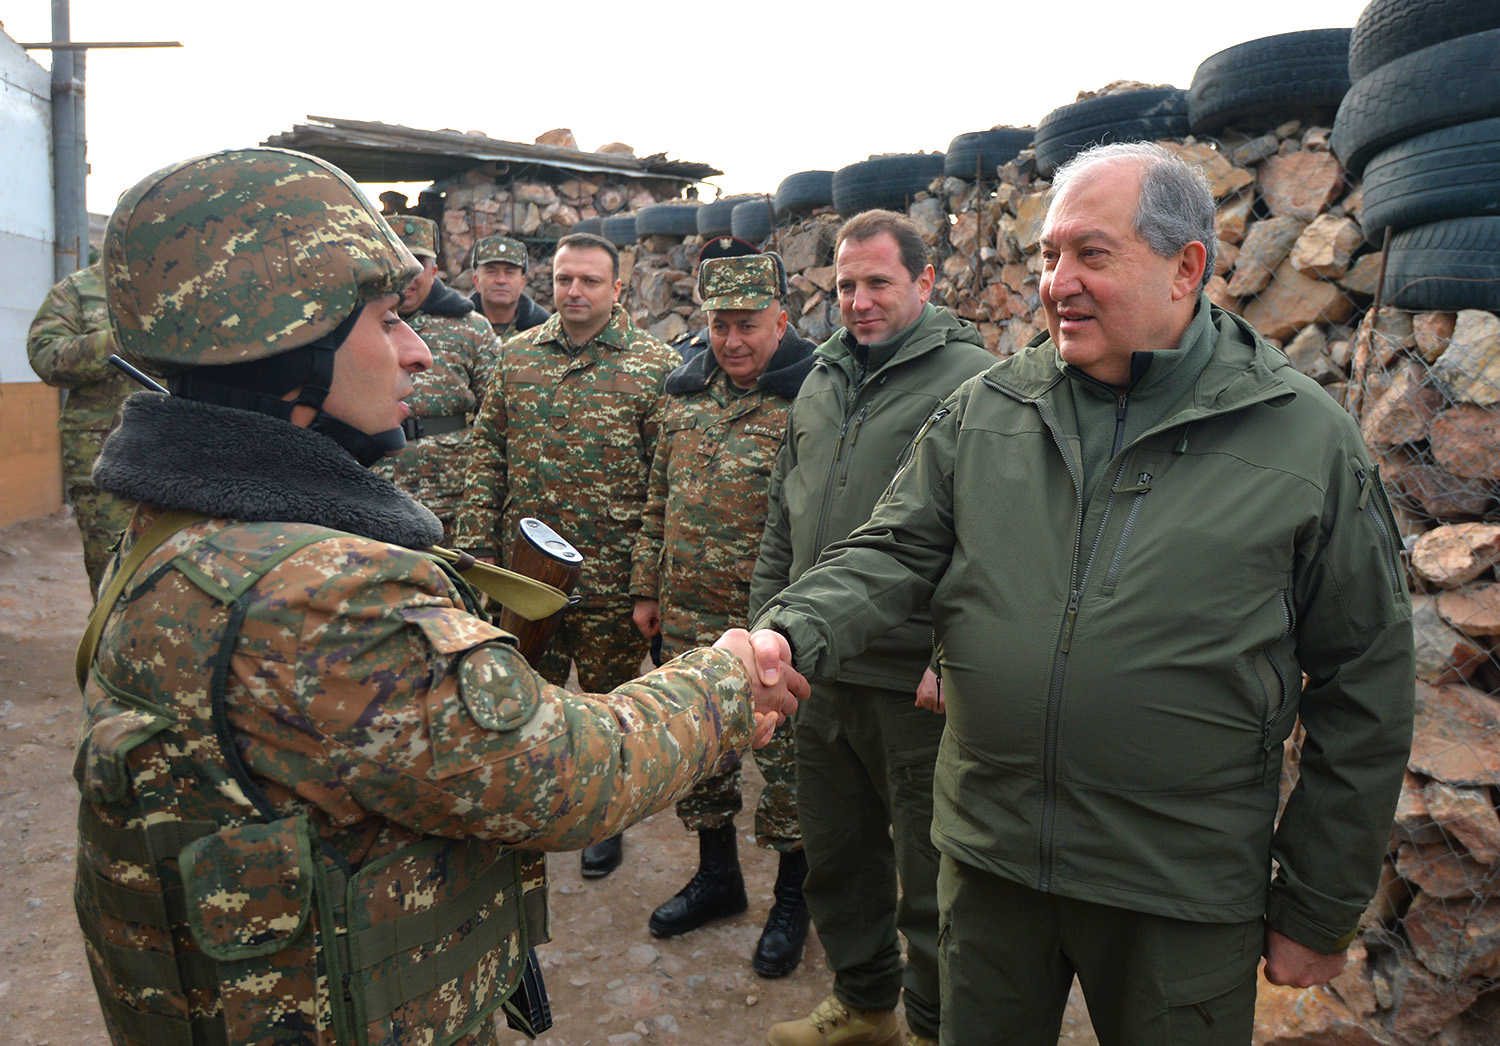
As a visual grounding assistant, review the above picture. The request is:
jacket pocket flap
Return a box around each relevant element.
[74,707,173,805]
[181,816,315,960]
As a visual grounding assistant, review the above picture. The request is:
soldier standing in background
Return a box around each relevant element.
[372,216,499,545]
[27,261,136,593]
[468,234,550,338]
[631,253,817,975]
[458,232,680,878]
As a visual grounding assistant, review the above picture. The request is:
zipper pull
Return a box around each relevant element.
[1356,467,1372,510]
[1113,471,1154,494]
[1061,590,1081,653]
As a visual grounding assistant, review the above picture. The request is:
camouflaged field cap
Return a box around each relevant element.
[473,234,528,271]
[104,147,421,371]
[699,255,781,311]
[391,215,439,259]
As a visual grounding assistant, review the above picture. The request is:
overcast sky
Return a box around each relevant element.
[4,0,1372,215]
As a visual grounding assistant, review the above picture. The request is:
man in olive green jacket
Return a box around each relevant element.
[754,144,1415,1046]
[750,211,993,1046]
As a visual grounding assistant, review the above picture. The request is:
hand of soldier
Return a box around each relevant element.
[915,667,945,713]
[713,627,807,732]
[633,599,662,639]
[1262,927,1347,987]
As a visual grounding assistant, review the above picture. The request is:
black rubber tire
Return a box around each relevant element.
[1332,27,1500,176]
[1381,216,1500,310]
[943,128,1034,180]
[730,196,777,244]
[831,153,947,216]
[1033,88,1190,177]
[774,170,835,216]
[600,215,636,246]
[570,217,603,235]
[1188,29,1351,134]
[697,194,764,237]
[1362,117,1500,235]
[1349,0,1500,81]
[633,203,702,238]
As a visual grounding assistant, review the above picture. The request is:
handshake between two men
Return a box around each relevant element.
[711,627,807,748]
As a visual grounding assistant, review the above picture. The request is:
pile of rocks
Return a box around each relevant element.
[435,159,688,305]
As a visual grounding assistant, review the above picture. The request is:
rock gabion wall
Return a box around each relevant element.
[622,118,1500,1045]
[436,163,688,307]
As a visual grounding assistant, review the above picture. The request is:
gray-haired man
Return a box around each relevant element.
[751,142,1415,1044]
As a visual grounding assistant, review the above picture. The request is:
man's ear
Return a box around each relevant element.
[1172,242,1208,301]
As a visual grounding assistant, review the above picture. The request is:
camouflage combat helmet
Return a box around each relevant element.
[103,147,420,371]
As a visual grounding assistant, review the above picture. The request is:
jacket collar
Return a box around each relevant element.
[413,278,476,319]
[664,327,818,399]
[985,298,1292,424]
[815,304,985,384]
[94,394,444,548]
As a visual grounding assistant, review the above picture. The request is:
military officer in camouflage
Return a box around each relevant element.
[631,253,818,975]
[468,234,550,338]
[26,262,136,592]
[458,231,681,877]
[368,216,498,545]
[74,146,805,1046]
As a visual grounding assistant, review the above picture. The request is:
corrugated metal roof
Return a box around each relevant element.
[262,116,721,184]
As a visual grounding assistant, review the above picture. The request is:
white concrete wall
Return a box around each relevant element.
[0,32,54,384]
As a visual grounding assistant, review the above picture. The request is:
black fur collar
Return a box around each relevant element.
[664,328,817,399]
[418,279,477,318]
[94,394,443,548]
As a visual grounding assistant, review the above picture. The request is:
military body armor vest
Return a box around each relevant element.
[74,515,546,1046]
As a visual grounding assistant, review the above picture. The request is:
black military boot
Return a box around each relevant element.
[648,824,747,937]
[580,833,623,878]
[753,849,809,977]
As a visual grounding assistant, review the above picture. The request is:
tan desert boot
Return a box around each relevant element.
[766,995,902,1046]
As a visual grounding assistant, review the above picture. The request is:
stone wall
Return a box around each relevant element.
[435,162,689,306]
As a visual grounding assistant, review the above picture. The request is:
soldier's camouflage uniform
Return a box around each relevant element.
[26,262,136,591]
[631,325,817,852]
[457,305,678,691]
[80,391,756,1046]
[370,280,498,544]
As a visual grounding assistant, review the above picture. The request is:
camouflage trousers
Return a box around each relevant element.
[63,429,134,594]
[536,601,649,693]
[674,720,800,852]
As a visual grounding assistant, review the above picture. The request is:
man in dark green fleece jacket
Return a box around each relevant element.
[753,145,1415,1046]
[751,211,994,1046]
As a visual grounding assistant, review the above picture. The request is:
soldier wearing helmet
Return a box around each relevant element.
[74,147,806,1046]
[369,216,499,545]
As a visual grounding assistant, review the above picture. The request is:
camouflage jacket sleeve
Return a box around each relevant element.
[26,268,119,389]
[630,420,672,601]
[748,402,798,622]
[456,340,511,555]
[466,313,502,410]
[234,537,755,849]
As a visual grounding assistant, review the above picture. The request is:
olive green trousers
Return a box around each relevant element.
[936,857,1262,1046]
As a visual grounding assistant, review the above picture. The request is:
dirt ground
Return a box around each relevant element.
[0,510,1099,1045]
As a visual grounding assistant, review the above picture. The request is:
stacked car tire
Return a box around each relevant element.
[1333,0,1500,309]
[1187,29,1351,135]
[831,153,946,216]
